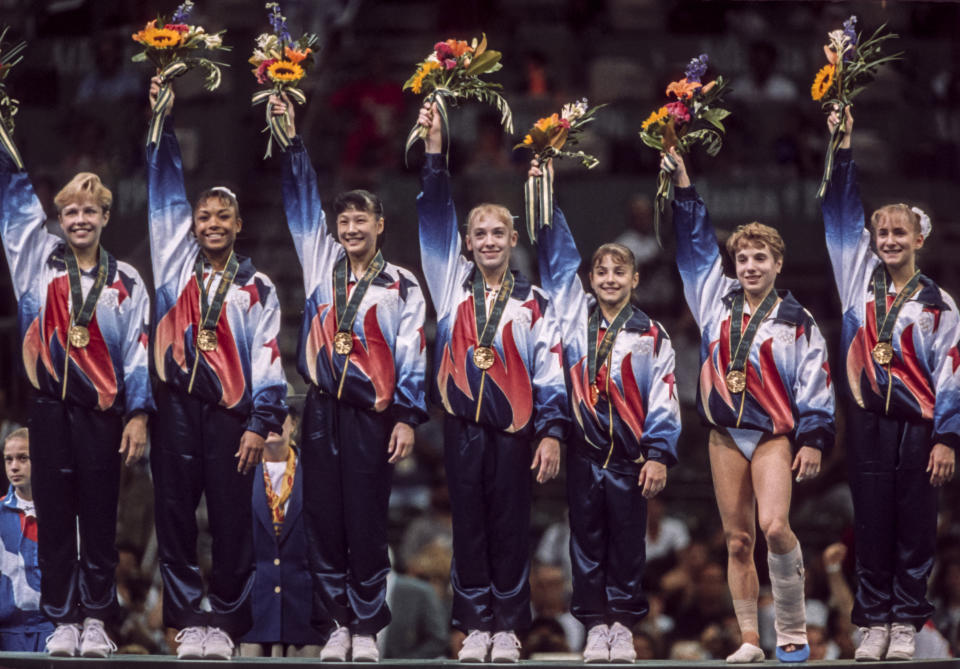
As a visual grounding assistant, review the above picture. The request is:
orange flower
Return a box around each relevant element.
[534,113,559,132]
[411,61,441,95]
[811,64,835,101]
[445,39,473,58]
[133,20,183,49]
[284,46,311,64]
[522,134,533,145]
[641,106,669,131]
[823,44,838,66]
[267,60,305,83]
[665,78,702,100]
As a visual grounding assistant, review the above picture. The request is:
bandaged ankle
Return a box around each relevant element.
[768,543,807,646]
[732,599,758,635]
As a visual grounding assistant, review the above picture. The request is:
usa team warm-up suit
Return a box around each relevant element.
[280,137,428,635]
[0,152,153,625]
[822,149,960,630]
[672,185,836,459]
[537,204,681,629]
[417,153,570,633]
[147,119,287,637]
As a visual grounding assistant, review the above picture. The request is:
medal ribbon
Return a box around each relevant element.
[194,252,240,336]
[472,268,515,349]
[587,303,633,385]
[728,289,779,378]
[334,251,385,341]
[872,265,921,349]
[64,246,110,331]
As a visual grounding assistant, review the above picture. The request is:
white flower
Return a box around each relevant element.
[203,34,222,49]
[425,52,439,63]
[561,98,589,122]
[827,30,853,57]
[256,33,278,51]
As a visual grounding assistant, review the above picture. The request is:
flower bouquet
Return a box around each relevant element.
[639,54,729,246]
[132,0,230,149]
[514,99,605,242]
[402,35,513,166]
[0,26,26,170]
[249,2,319,159]
[810,16,900,198]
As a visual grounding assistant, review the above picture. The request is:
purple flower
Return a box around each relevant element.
[268,3,292,43]
[684,53,708,83]
[171,0,194,23]
[841,15,857,61]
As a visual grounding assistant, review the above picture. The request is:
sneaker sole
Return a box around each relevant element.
[458,657,487,663]
[80,651,112,658]
[178,651,204,660]
[47,650,77,657]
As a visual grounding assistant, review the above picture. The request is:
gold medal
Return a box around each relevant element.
[872,341,894,366]
[68,325,90,349]
[590,384,600,404]
[334,331,353,355]
[473,346,495,370]
[725,369,747,394]
[197,328,218,352]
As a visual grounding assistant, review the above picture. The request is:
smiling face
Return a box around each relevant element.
[871,206,923,273]
[337,206,383,261]
[3,435,30,497]
[465,205,517,277]
[193,195,241,255]
[590,252,638,312]
[58,195,109,252]
[733,240,782,300]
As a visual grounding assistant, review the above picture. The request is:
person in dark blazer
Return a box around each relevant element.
[240,396,333,657]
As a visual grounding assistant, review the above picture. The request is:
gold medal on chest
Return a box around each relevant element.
[590,384,600,405]
[197,328,218,352]
[872,341,894,366]
[334,331,354,355]
[68,325,90,349]
[725,369,747,394]
[473,346,495,370]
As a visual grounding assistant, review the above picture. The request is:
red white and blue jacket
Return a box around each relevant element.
[822,149,960,449]
[417,154,569,439]
[537,204,680,474]
[280,138,427,426]
[0,487,47,633]
[0,154,154,417]
[673,185,835,459]
[148,119,286,437]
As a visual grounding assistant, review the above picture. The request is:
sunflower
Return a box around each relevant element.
[411,61,441,94]
[522,134,533,145]
[267,60,305,84]
[641,106,669,131]
[811,64,835,101]
[133,21,183,49]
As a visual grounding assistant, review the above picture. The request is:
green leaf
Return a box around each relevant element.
[638,131,664,152]
[464,50,501,76]
[700,107,730,132]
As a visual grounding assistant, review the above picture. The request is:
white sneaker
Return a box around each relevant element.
[885,623,916,661]
[79,618,117,658]
[608,622,636,663]
[855,624,890,661]
[583,624,610,663]
[46,623,82,657]
[352,634,379,662]
[175,626,207,659]
[203,626,235,660]
[320,625,352,662]
[490,631,521,663]
[458,630,491,662]
[726,642,765,663]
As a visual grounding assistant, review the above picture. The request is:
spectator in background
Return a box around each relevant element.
[729,40,798,103]
[932,551,960,657]
[529,562,583,653]
[0,428,54,651]
[380,561,448,660]
[644,496,691,582]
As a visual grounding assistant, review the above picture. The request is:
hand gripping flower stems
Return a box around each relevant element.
[249,2,318,159]
[810,15,901,199]
[0,26,26,169]
[402,34,513,167]
[638,54,729,246]
[514,99,605,242]
[132,0,230,151]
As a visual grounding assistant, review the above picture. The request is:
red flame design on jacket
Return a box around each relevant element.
[154,278,245,408]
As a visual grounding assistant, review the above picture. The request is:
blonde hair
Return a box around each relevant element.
[870,204,921,234]
[466,203,514,233]
[590,243,637,272]
[3,427,28,452]
[726,222,785,263]
[54,173,112,213]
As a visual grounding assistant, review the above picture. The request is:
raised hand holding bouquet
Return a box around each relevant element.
[514,98,605,242]
[639,54,729,246]
[0,26,26,169]
[132,0,229,149]
[810,15,900,198]
[250,2,318,158]
[403,34,512,165]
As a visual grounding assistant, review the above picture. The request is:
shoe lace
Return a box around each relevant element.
[83,621,117,652]
[47,624,80,645]
[206,627,235,650]
[493,631,520,649]
[890,625,912,644]
[608,624,631,646]
[175,627,207,644]
[464,630,490,647]
[586,627,608,650]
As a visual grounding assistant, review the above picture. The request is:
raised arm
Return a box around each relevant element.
[0,150,59,301]
[531,158,587,343]
[666,149,737,328]
[274,94,342,297]
[416,101,469,315]
[146,77,197,292]
[821,108,874,311]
